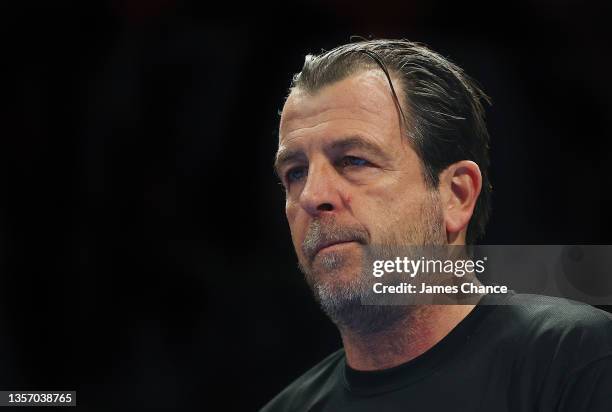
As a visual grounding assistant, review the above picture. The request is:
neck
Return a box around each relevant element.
[340,304,475,371]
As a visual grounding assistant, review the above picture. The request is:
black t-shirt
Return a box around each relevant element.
[260,293,612,411]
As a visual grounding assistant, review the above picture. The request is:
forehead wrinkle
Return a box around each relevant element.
[281,71,401,129]
[282,115,382,139]
[277,70,409,169]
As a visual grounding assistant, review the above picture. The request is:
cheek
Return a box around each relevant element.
[285,202,303,248]
[361,184,401,214]
[285,199,298,227]
[360,182,427,228]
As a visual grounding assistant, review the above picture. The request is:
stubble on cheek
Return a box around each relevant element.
[286,202,305,259]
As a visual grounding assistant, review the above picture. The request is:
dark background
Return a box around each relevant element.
[2,1,611,410]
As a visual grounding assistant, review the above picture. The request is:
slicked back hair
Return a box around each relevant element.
[289,39,492,244]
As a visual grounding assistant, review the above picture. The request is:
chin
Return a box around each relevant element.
[313,248,363,276]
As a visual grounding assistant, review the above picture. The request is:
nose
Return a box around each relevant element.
[299,161,344,217]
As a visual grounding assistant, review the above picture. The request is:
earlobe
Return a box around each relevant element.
[439,161,482,241]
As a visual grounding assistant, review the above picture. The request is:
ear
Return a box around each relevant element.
[437,161,482,244]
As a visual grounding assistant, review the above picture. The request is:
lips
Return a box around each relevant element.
[313,239,357,258]
[303,236,360,263]
[301,219,370,263]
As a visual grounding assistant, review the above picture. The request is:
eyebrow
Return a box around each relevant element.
[329,136,389,160]
[274,135,390,176]
[274,148,305,178]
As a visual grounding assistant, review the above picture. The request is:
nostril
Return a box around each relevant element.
[318,203,333,212]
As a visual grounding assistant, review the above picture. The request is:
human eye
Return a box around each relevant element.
[285,166,307,184]
[340,156,371,168]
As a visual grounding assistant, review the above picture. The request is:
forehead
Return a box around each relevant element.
[279,69,403,147]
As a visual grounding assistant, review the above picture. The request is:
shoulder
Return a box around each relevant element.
[502,294,612,339]
[259,349,345,412]
[489,294,612,370]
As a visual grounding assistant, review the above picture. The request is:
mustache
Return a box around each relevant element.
[302,218,369,262]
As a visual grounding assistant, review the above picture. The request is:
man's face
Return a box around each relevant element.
[275,69,446,327]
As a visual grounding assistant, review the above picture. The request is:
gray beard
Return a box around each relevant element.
[298,192,446,336]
